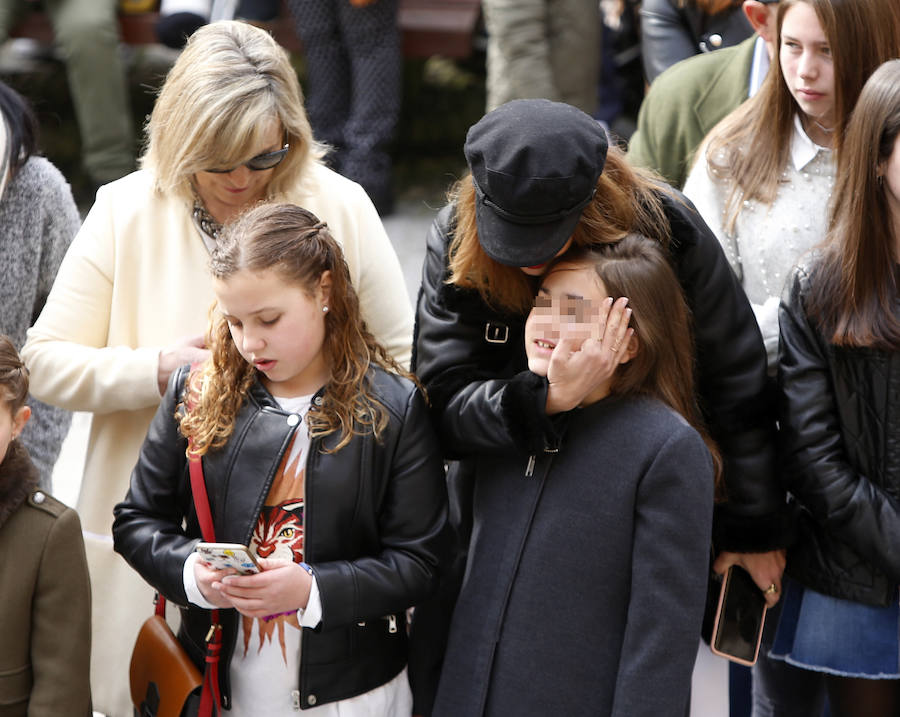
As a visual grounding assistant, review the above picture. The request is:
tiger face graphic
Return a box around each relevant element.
[242,499,306,660]
[250,500,304,562]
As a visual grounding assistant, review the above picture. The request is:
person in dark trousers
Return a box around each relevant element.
[287,0,401,215]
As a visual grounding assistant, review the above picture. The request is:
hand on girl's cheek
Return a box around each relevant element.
[217,558,313,619]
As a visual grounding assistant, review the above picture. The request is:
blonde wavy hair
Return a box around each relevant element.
[141,20,326,204]
[447,147,674,315]
[178,203,409,456]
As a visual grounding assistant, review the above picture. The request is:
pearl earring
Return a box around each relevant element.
[322,306,329,313]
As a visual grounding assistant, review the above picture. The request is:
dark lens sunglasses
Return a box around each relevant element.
[205,143,290,174]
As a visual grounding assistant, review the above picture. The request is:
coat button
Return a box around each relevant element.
[708,33,723,47]
[307,694,317,706]
[33,491,46,504]
[287,414,300,426]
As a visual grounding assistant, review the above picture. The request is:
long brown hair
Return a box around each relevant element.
[447,147,674,315]
[178,203,409,456]
[702,0,900,234]
[808,59,900,348]
[554,236,724,496]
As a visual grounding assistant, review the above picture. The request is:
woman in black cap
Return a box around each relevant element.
[410,98,788,713]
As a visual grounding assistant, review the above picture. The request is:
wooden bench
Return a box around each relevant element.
[9,0,482,60]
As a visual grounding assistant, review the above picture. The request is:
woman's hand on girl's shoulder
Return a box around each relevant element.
[217,558,313,619]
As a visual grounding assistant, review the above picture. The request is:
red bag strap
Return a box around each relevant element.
[188,448,215,542]
[153,363,222,717]
[185,365,222,717]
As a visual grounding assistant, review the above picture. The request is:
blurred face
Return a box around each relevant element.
[0,402,29,462]
[524,263,606,376]
[193,120,283,225]
[214,268,331,398]
[780,2,835,137]
[519,238,575,276]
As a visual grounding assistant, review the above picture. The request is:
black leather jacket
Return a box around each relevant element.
[640,0,753,83]
[412,190,788,551]
[113,365,449,710]
[778,265,900,607]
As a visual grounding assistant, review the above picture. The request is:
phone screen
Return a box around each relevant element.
[711,565,767,665]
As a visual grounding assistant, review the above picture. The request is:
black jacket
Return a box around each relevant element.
[640,0,753,83]
[113,365,449,710]
[413,191,786,551]
[778,265,900,607]
[433,396,714,717]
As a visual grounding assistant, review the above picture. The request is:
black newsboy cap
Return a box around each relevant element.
[464,99,609,267]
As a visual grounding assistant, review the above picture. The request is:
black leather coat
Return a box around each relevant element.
[113,365,449,710]
[640,0,754,83]
[413,190,787,551]
[778,265,900,607]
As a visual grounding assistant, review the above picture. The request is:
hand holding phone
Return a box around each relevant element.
[194,542,260,575]
[710,565,768,666]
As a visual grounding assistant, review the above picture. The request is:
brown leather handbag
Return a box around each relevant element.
[129,392,223,717]
[129,598,202,717]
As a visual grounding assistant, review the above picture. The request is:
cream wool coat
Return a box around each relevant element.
[21,163,414,717]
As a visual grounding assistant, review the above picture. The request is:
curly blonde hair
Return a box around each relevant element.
[178,203,410,456]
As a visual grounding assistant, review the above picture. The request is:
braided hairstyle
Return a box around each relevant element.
[0,335,28,413]
[178,202,411,456]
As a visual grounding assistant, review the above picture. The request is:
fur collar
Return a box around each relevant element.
[0,440,39,530]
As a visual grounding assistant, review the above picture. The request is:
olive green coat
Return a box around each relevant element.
[627,36,756,189]
[0,441,91,717]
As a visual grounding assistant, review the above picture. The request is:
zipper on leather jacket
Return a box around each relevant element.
[355,614,399,633]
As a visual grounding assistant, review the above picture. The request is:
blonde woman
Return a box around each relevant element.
[22,20,413,717]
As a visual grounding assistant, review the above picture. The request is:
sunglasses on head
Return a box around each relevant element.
[205,143,290,173]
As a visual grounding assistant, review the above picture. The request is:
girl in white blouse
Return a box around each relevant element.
[683,0,900,371]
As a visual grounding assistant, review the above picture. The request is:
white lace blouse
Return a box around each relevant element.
[683,115,835,369]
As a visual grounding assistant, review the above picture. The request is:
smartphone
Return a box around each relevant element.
[194,542,260,575]
[710,565,767,666]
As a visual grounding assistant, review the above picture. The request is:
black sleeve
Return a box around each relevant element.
[311,387,451,628]
[639,0,696,83]
[412,204,557,457]
[664,191,790,551]
[777,268,900,581]
[112,365,196,605]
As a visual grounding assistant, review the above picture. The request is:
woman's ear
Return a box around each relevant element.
[12,405,31,440]
[617,333,639,365]
[318,270,332,307]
